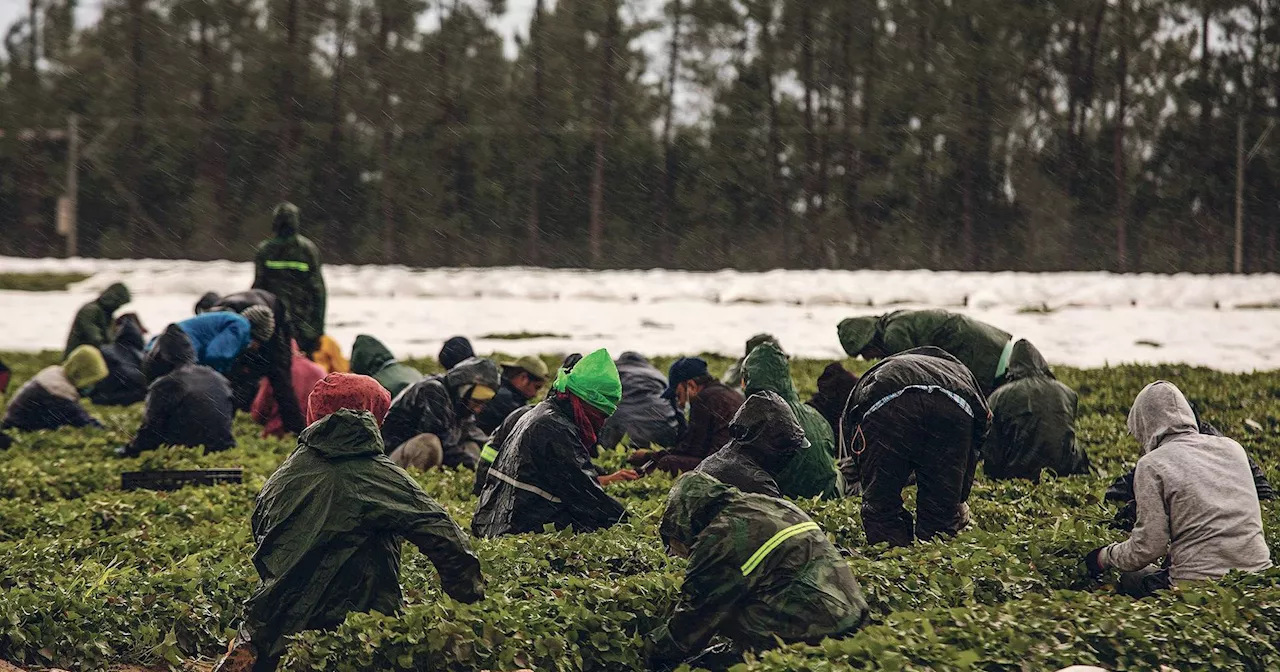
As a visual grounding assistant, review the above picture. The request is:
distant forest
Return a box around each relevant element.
[3,0,1280,272]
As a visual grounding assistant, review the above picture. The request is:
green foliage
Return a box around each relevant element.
[0,351,1278,670]
[0,273,92,292]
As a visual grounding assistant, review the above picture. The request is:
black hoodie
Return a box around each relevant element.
[124,325,235,456]
[90,318,148,406]
[984,340,1089,481]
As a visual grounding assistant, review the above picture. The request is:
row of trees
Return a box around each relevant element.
[2,0,1279,272]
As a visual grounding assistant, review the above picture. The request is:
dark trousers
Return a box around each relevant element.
[859,392,978,547]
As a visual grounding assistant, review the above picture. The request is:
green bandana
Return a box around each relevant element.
[551,348,622,415]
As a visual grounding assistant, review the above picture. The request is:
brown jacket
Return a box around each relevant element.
[653,381,745,474]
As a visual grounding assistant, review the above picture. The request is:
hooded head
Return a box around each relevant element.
[551,348,622,415]
[298,408,385,459]
[272,202,300,237]
[439,336,476,370]
[816,362,859,402]
[729,390,808,472]
[837,317,879,358]
[1002,339,1053,384]
[742,342,799,404]
[445,357,502,406]
[350,334,396,375]
[144,324,197,381]
[745,333,780,357]
[63,345,109,390]
[1127,381,1199,454]
[113,314,146,351]
[98,283,132,313]
[307,372,393,426]
[194,292,221,315]
[659,472,738,557]
[241,305,276,343]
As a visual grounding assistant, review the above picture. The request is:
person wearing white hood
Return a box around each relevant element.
[1085,381,1271,597]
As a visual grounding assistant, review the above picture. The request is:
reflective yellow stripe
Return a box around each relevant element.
[740,521,821,576]
[264,260,311,272]
[480,444,498,463]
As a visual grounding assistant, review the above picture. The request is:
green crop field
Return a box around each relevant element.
[1,350,1278,671]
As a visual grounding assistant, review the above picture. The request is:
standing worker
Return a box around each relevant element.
[838,309,1014,395]
[253,202,327,356]
[64,282,131,358]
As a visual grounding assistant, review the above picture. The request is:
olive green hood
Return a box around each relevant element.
[1003,339,1053,383]
[298,409,385,459]
[350,335,397,376]
[659,472,737,552]
[98,283,132,313]
[273,201,301,237]
[743,342,798,404]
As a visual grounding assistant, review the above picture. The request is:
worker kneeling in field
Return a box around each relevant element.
[838,309,1013,395]
[472,349,638,538]
[381,356,501,470]
[118,325,235,457]
[216,373,485,672]
[645,472,869,671]
[349,334,423,398]
[599,352,682,451]
[697,391,808,498]
[1085,381,1272,598]
[1,345,108,431]
[628,356,744,475]
[474,354,580,496]
[843,347,990,547]
[88,313,149,406]
[739,342,843,499]
[983,339,1090,481]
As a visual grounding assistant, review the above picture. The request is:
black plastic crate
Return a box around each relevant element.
[121,468,243,492]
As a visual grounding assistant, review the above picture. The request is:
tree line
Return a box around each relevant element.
[2,0,1279,272]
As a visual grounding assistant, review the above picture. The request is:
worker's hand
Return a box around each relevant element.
[1084,546,1106,576]
[599,469,641,486]
[627,449,652,466]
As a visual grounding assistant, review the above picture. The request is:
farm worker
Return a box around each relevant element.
[471,349,638,538]
[194,291,222,314]
[381,356,502,470]
[438,335,475,370]
[838,309,1013,395]
[805,362,859,438]
[215,290,307,435]
[843,347,990,547]
[309,334,350,374]
[721,332,781,389]
[644,472,869,671]
[1084,381,1271,598]
[214,373,484,672]
[628,356,744,475]
[252,202,327,355]
[599,352,682,451]
[474,354,581,496]
[740,343,843,499]
[349,334,422,398]
[697,391,809,498]
[88,313,149,406]
[251,341,326,439]
[169,310,259,374]
[473,355,549,435]
[1,345,108,431]
[64,281,131,358]
[118,324,235,457]
[983,340,1090,481]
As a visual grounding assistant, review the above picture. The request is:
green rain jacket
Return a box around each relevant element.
[742,344,843,499]
[984,340,1090,481]
[253,203,327,351]
[242,409,484,658]
[350,335,423,398]
[64,283,131,358]
[838,309,1012,395]
[645,473,868,669]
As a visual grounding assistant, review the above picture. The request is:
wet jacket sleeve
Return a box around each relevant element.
[373,467,485,603]
[1101,459,1170,571]
[646,538,748,668]
[61,397,102,428]
[205,322,250,372]
[307,242,327,335]
[129,378,180,454]
[264,333,307,434]
[545,436,627,530]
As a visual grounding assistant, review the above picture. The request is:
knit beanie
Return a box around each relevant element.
[306,372,393,426]
[242,305,276,343]
[439,336,475,370]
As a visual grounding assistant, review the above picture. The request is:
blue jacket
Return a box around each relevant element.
[174,312,251,374]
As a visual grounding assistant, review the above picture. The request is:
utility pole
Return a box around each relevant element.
[1235,115,1245,274]
[64,112,79,257]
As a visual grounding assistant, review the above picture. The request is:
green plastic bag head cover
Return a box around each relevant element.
[551,348,622,415]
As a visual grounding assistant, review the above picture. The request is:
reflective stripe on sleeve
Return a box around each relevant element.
[740,521,821,576]
[488,467,562,503]
[480,443,499,463]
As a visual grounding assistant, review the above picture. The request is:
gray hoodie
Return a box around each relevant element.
[1100,381,1271,581]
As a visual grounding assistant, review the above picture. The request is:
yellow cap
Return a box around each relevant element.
[469,384,497,401]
